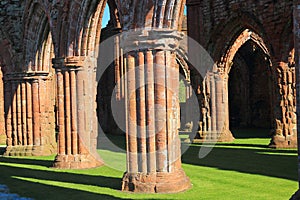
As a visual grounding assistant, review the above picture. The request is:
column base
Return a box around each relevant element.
[217,129,235,142]
[3,145,56,156]
[122,169,191,193]
[269,135,297,148]
[53,154,104,169]
[192,129,235,143]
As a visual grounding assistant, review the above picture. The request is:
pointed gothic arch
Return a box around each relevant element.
[3,1,57,156]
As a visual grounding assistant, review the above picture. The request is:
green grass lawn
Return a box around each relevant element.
[0,129,298,199]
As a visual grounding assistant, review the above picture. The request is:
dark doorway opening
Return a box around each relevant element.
[228,41,273,137]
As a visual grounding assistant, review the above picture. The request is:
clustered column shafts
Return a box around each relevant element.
[111,0,192,191]
[122,45,191,193]
[53,57,103,169]
[194,73,234,143]
[3,72,56,156]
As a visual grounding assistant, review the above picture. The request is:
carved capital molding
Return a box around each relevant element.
[120,29,185,52]
[52,56,97,71]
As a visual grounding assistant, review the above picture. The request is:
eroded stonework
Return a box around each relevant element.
[187,0,296,147]
[0,0,299,194]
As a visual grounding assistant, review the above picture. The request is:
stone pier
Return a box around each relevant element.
[4,72,56,156]
[52,57,103,169]
[120,29,191,193]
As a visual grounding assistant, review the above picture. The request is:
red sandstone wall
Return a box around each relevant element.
[187,0,296,147]
[187,0,293,60]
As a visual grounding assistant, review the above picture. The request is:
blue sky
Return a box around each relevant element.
[102,4,110,28]
[101,4,187,28]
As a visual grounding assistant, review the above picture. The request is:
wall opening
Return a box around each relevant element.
[96,2,126,156]
[228,40,273,137]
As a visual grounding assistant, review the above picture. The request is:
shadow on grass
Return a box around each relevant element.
[213,143,298,152]
[230,128,271,139]
[0,157,123,200]
[0,156,54,168]
[182,143,298,181]
[214,143,269,149]
[0,147,5,155]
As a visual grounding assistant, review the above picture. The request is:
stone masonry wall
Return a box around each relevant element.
[187,0,296,147]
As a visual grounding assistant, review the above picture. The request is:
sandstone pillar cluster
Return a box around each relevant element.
[4,72,56,156]
[196,72,233,142]
[120,30,191,193]
[52,57,103,169]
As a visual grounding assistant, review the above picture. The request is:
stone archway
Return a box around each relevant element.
[3,1,57,156]
[52,0,109,169]
[113,0,191,193]
[177,55,193,132]
[228,40,273,136]
[220,29,275,139]
[194,29,275,142]
[52,0,191,192]
[0,28,11,146]
[96,2,124,137]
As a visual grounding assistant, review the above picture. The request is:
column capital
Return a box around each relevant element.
[120,29,185,52]
[52,56,97,71]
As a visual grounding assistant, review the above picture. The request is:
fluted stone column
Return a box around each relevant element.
[199,72,234,142]
[52,57,103,169]
[121,30,191,193]
[4,72,56,156]
[217,73,234,142]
